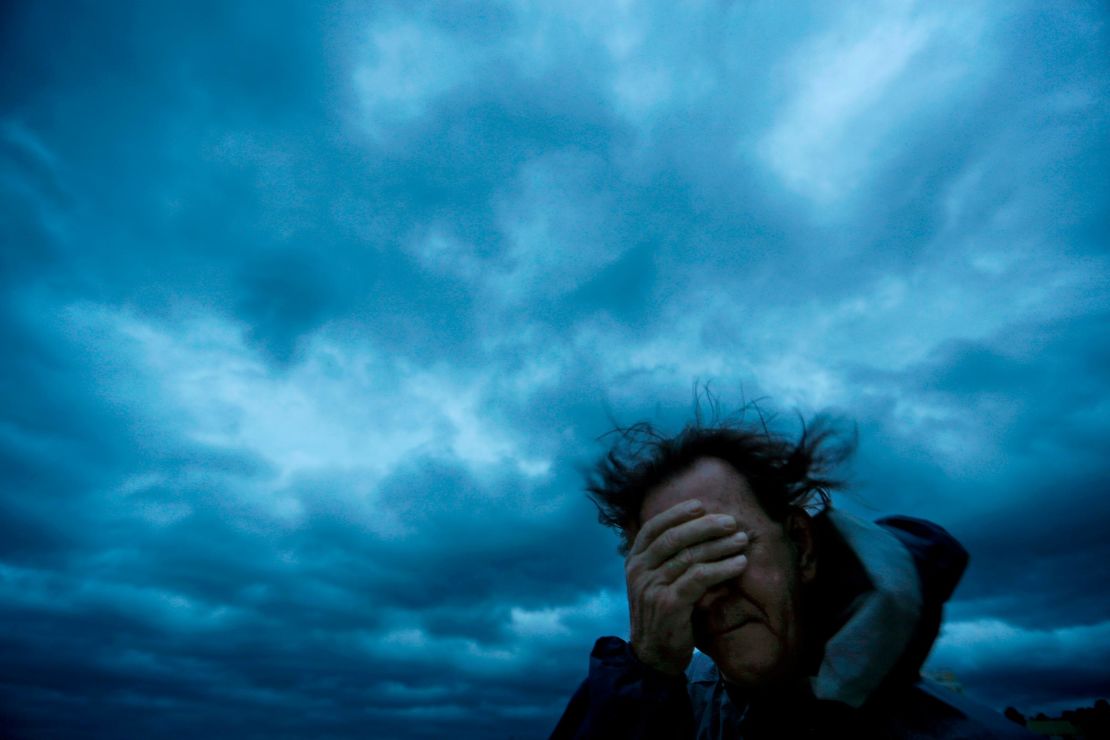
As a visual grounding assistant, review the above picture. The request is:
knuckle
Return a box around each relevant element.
[688,562,712,582]
[672,581,697,603]
[675,547,693,569]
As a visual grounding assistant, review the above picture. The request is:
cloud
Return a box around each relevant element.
[1,0,1108,736]
[354,21,472,128]
[928,619,1110,710]
[761,3,991,205]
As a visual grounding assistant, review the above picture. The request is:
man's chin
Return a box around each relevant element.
[705,625,789,690]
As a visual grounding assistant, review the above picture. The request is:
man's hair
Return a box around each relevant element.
[587,409,854,555]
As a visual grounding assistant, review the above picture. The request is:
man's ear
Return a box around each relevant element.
[787,510,817,584]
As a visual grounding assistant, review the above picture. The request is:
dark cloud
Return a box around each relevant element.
[2,0,1109,736]
[837,311,1110,704]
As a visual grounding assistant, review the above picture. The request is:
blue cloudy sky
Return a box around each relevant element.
[2,1,1108,737]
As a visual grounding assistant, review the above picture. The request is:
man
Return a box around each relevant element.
[552,417,1031,738]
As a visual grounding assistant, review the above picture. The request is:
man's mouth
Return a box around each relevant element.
[713,617,756,637]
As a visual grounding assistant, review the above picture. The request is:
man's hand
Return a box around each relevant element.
[625,500,749,676]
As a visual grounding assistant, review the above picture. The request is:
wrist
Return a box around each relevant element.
[630,641,689,678]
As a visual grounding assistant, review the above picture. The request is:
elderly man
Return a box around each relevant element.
[551,418,1031,739]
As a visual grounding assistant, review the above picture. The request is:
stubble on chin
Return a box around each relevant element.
[712,624,799,690]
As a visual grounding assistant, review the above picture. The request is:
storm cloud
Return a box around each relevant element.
[2,1,1108,737]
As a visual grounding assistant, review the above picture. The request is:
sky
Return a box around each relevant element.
[1,0,1108,737]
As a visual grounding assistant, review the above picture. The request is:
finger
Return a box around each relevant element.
[671,553,748,604]
[629,499,706,557]
[657,530,749,584]
[640,513,738,571]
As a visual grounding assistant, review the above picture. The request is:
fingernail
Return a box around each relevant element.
[688,500,704,514]
[717,515,737,529]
